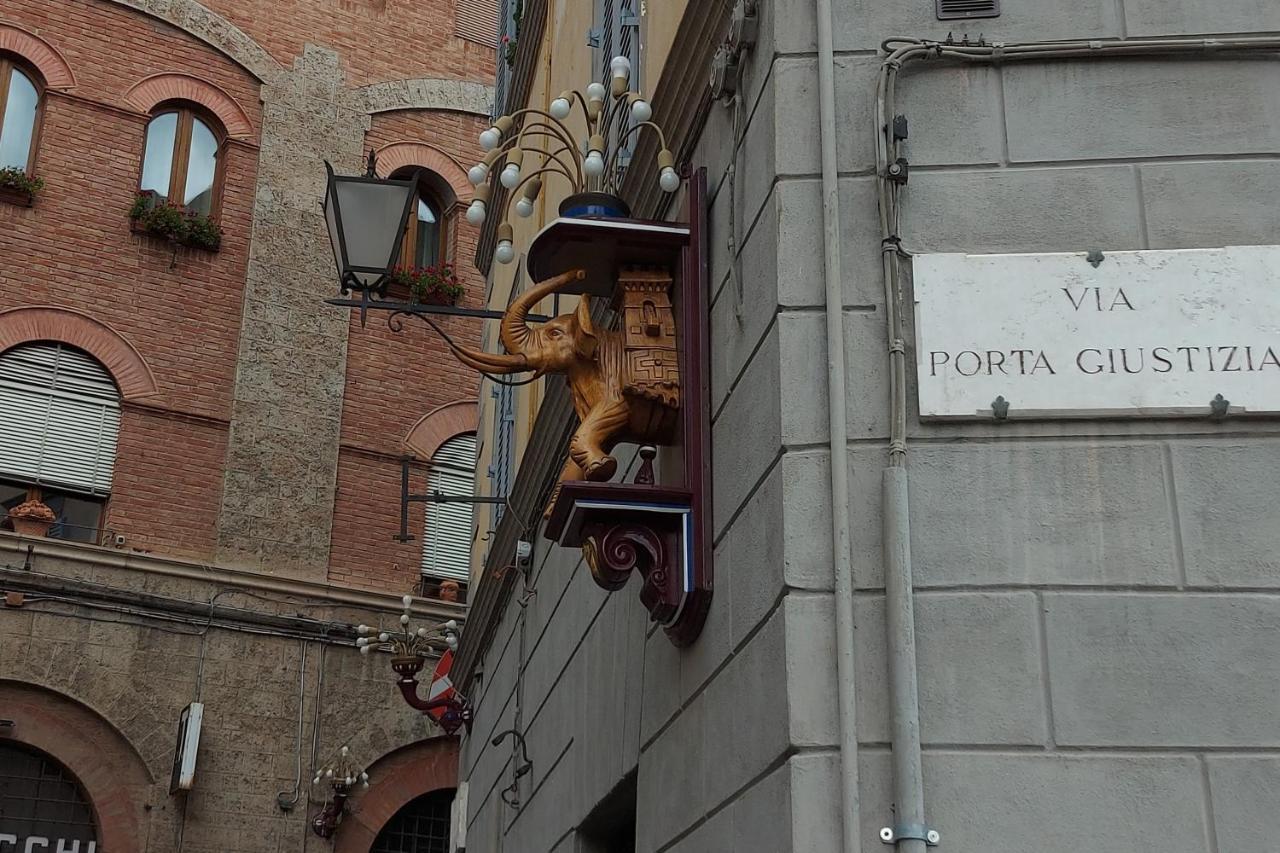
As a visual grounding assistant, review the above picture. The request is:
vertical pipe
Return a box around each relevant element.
[883,467,925,853]
[814,0,862,850]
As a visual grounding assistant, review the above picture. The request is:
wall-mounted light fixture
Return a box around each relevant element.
[310,745,368,838]
[357,596,471,734]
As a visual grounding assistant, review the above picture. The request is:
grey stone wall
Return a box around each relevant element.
[460,1,1280,851]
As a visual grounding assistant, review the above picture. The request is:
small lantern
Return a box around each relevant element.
[323,152,418,300]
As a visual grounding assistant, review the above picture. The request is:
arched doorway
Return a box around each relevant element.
[0,741,100,851]
[369,788,454,853]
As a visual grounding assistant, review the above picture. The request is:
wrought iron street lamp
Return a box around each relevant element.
[323,151,418,319]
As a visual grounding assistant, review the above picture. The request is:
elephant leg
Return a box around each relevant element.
[570,398,630,481]
[543,456,585,519]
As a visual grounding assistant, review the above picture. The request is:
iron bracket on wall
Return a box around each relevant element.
[880,824,941,846]
[395,457,509,543]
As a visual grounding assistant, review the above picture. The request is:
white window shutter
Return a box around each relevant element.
[421,433,478,581]
[0,344,121,494]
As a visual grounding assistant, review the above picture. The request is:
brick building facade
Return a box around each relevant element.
[0,0,495,848]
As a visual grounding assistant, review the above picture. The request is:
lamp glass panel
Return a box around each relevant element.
[324,184,344,282]
[333,179,414,288]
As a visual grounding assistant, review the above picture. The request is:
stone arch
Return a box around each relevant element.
[124,72,255,140]
[104,0,281,82]
[404,400,479,460]
[0,680,155,852]
[360,78,494,117]
[375,142,473,206]
[333,736,459,852]
[0,305,159,400]
[0,24,77,89]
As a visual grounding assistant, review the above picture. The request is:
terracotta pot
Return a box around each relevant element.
[8,499,55,537]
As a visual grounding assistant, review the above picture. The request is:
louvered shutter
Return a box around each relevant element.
[488,383,514,522]
[0,344,120,494]
[421,433,478,581]
[456,0,500,45]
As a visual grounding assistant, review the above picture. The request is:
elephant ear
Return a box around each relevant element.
[574,295,598,360]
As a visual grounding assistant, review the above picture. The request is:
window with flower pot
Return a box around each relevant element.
[420,432,477,595]
[0,343,119,543]
[131,103,225,250]
[0,55,45,201]
[388,167,464,305]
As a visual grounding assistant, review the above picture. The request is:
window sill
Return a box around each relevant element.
[0,186,35,208]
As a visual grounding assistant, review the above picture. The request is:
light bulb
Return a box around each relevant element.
[341,746,349,755]
[313,776,321,784]
[550,97,571,119]
[584,151,605,177]
[466,200,486,225]
[479,127,501,150]
[495,240,515,264]
[446,636,459,650]
[400,613,410,625]
[500,163,521,189]
[362,779,370,788]
[468,163,488,185]
[611,56,632,80]
[445,620,458,630]
[325,769,334,778]
[631,99,652,123]
[402,595,412,607]
[355,638,366,647]
[356,624,368,634]
[587,82,607,101]
[360,772,369,782]
[660,167,680,193]
[515,196,534,217]
[417,627,428,637]
[378,632,389,642]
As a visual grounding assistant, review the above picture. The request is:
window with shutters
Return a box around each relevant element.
[421,433,478,584]
[493,0,522,117]
[593,0,641,181]
[487,382,514,523]
[0,343,120,543]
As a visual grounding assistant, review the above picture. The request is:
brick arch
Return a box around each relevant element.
[0,24,76,89]
[104,0,281,82]
[0,305,159,400]
[333,736,459,852]
[123,73,255,140]
[0,680,155,853]
[375,142,473,205]
[404,400,479,460]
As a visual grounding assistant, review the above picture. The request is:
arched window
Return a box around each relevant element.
[0,343,120,543]
[421,433,477,587]
[371,789,454,853]
[0,742,99,848]
[0,56,42,173]
[391,168,451,271]
[140,104,223,216]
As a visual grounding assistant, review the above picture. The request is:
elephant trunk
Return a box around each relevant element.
[450,343,530,375]
[500,268,587,356]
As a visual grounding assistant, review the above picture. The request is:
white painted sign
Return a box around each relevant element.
[913,246,1280,419]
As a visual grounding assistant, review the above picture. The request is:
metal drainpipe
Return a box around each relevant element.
[813,0,862,851]
[873,34,1280,852]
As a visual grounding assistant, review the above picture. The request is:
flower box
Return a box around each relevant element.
[128,190,222,252]
[390,262,466,306]
[0,167,42,207]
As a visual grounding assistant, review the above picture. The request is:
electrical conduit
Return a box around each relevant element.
[813,0,861,851]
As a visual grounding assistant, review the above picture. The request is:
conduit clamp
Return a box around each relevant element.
[880,823,941,846]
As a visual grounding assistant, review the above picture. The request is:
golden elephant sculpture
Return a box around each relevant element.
[451,267,681,489]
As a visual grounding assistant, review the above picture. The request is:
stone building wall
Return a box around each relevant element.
[459,0,1280,851]
[0,535,460,853]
